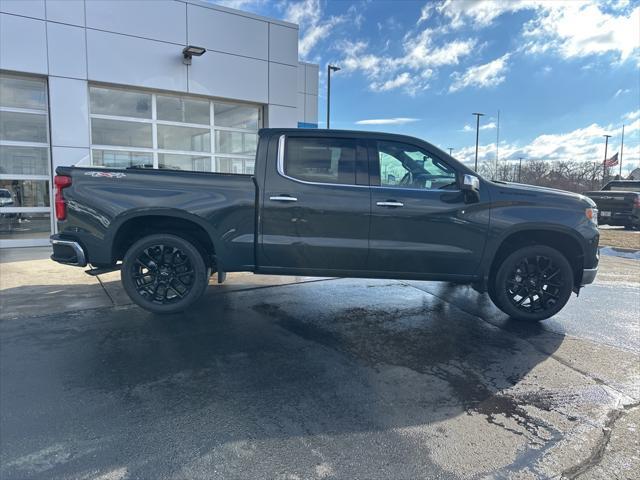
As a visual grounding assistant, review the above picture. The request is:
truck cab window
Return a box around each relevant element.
[378,141,457,190]
[284,137,356,185]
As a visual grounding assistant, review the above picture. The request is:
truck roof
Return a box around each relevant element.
[259,128,466,172]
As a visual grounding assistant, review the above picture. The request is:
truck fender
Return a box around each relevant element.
[106,208,225,268]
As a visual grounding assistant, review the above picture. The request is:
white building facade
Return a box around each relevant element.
[0,0,319,247]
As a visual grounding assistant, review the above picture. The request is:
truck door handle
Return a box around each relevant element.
[376,201,404,208]
[270,195,298,202]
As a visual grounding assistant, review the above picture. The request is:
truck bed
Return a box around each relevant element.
[56,166,258,269]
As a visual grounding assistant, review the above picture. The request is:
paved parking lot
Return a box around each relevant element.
[0,252,638,479]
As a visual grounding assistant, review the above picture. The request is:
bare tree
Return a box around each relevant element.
[478,160,604,193]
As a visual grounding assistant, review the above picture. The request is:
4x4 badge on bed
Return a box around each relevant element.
[84,171,127,178]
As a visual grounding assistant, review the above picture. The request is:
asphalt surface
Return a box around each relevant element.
[1,256,639,479]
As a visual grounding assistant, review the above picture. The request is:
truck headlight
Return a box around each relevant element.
[586,208,598,226]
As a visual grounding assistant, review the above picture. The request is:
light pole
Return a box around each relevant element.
[448,147,454,156]
[602,134,611,186]
[518,157,523,183]
[326,64,340,129]
[472,112,484,171]
[620,125,625,178]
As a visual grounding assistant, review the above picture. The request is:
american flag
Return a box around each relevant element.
[604,152,619,167]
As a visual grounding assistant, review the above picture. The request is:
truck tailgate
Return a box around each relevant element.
[584,191,636,212]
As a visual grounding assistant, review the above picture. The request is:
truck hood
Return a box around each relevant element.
[490,181,596,207]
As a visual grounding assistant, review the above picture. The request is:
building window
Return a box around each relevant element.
[88,85,260,174]
[0,73,51,243]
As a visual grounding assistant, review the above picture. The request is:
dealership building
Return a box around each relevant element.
[0,0,319,247]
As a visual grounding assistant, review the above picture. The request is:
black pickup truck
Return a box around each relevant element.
[51,128,599,321]
[584,180,640,230]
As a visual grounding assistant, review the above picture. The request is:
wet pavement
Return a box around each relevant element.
[0,256,639,479]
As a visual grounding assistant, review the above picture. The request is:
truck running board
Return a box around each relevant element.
[85,265,121,276]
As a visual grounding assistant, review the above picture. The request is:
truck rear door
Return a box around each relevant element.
[259,132,370,273]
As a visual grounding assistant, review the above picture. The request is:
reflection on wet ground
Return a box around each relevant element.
[1,276,638,479]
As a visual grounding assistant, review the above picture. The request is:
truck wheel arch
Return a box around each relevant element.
[484,225,586,288]
[107,209,223,269]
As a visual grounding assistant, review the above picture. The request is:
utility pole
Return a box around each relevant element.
[602,134,611,186]
[518,157,523,183]
[448,147,453,156]
[620,125,625,178]
[326,64,340,129]
[472,112,484,171]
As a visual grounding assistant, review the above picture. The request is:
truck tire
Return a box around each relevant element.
[491,245,573,322]
[121,233,209,314]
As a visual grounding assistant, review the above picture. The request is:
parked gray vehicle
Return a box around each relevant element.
[51,128,600,321]
[584,180,640,230]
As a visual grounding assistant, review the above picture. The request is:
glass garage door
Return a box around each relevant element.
[88,85,260,175]
[0,73,52,247]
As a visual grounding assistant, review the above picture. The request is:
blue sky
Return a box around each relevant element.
[216,0,640,174]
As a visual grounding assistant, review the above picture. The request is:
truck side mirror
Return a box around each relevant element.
[461,174,480,203]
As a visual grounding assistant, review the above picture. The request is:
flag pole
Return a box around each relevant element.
[620,124,625,178]
[602,134,611,187]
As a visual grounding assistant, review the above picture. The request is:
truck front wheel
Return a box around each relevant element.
[121,233,209,314]
[491,245,573,321]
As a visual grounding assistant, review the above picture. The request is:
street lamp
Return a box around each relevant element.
[448,147,454,156]
[472,112,484,171]
[518,157,523,183]
[326,64,340,129]
[619,125,625,178]
[602,134,612,186]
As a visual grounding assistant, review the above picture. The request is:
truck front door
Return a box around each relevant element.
[259,133,370,273]
[368,140,489,277]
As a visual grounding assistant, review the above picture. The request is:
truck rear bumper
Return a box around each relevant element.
[580,267,598,286]
[50,234,87,267]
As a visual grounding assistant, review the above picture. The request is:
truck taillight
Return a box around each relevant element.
[54,175,72,220]
[635,195,640,208]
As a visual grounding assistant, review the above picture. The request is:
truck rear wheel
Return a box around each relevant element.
[491,245,573,321]
[121,234,209,314]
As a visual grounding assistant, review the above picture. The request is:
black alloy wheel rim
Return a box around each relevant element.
[132,244,195,304]
[504,255,564,313]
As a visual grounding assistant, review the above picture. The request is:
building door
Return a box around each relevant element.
[0,73,52,247]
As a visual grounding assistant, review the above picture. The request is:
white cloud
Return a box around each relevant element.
[623,110,640,122]
[331,0,637,97]
[437,0,539,29]
[461,122,497,132]
[523,3,640,63]
[417,3,432,25]
[403,35,477,69]
[356,117,420,125]
[371,73,413,92]
[338,27,476,95]
[454,118,640,170]
[613,88,631,98]
[449,54,510,93]
[437,1,639,64]
[283,0,346,59]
